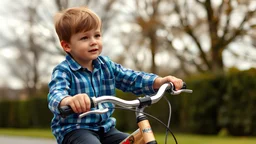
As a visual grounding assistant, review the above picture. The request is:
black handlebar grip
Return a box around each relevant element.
[171,82,187,90]
[59,97,95,118]
[181,82,187,89]
[59,105,74,118]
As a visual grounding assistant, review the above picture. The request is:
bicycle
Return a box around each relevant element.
[60,82,193,144]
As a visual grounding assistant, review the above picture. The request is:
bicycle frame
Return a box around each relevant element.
[120,107,156,144]
[121,129,144,144]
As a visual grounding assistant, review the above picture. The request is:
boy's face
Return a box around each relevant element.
[61,28,102,66]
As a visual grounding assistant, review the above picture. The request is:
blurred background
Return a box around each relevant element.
[0,0,256,141]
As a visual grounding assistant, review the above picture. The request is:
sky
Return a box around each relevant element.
[0,0,256,89]
[0,0,57,88]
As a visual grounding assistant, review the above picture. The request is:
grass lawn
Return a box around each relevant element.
[0,128,54,139]
[155,133,256,144]
[0,129,256,144]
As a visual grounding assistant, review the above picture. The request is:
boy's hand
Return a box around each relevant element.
[60,94,91,113]
[153,76,183,90]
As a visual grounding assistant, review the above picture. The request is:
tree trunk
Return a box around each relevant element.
[149,31,157,74]
[211,48,224,73]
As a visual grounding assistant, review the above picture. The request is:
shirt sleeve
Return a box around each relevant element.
[48,68,71,115]
[105,57,159,95]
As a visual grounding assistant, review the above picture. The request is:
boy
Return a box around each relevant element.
[48,6,183,144]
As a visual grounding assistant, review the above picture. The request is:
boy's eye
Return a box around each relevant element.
[95,34,101,38]
[80,36,88,40]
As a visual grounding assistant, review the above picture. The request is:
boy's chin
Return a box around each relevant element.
[90,55,100,60]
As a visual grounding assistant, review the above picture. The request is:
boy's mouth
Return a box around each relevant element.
[88,48,98,52]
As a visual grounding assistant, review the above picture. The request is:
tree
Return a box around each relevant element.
[4,0,48,97]
[117,0,165,73]
[117,0,256,75]
[0,0,119,98]
[172,0,256,73]
[0,0,62,97]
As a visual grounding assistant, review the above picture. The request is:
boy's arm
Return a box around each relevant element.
[48,69,91,115]
[109,61,157,95]
[48,69,71,115]
[103,56,183,95]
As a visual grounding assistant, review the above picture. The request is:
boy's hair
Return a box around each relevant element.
[54,6,101,42]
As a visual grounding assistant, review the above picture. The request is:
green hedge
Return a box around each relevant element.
[0,97,52,128]
[182,68,256,136]
[0,101,10,127]
[181,74,226,134]
[219,68,256,136]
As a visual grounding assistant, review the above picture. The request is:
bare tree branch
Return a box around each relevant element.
[222,10,255,48]
[220,0,232,40]
[173,0,211,70]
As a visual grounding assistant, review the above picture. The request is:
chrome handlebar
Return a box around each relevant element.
[59,82,193,118]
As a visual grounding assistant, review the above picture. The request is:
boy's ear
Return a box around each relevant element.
[60,40,71,53]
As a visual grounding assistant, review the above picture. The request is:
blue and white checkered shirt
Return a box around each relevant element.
[48,54,158,144]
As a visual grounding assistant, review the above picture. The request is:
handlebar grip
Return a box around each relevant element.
[59,97,95,118]
[59,105,73,118]
[172,82,187,90]
[181,82,187,89]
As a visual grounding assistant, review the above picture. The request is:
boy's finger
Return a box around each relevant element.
[84,95,91,111]
[74,100,82,113]
[79,99,87,112]
[69,102,78,113]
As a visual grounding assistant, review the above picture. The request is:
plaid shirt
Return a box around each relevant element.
[48,54,158,144]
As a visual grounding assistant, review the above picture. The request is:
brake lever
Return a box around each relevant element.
[170,89,193,95]
[168,82,193,95]
[79,108,109,118]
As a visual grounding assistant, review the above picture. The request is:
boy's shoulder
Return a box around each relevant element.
[53,59,70,72]
[52,55,115,73]
[52,55,73,72]
[53,55,112,70]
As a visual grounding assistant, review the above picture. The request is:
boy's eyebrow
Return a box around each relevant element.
[95,30,101,33]
[81,29,101,34]
[82,30,101,35]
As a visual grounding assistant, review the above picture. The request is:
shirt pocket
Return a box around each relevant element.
[101,78,115,95]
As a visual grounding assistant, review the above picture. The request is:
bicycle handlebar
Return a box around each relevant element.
[59,82,193,118]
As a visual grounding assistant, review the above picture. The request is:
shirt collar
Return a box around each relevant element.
[65,54,104,71]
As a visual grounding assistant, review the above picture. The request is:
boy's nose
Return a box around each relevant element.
[90,38,97,46]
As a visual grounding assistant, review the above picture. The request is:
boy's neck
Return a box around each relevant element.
[68,53,94,71]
